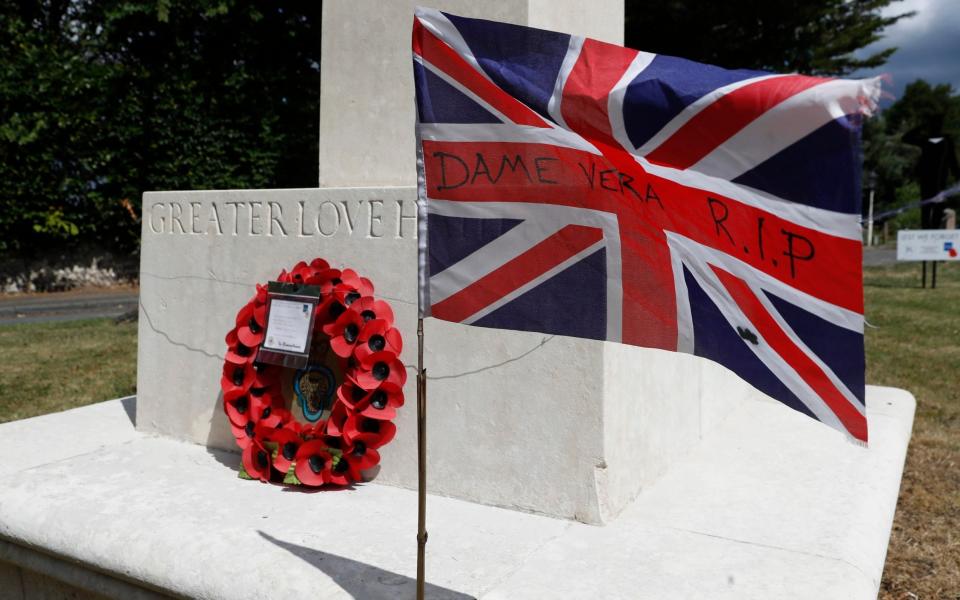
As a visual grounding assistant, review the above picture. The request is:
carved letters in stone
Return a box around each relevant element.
[148,198,417,239]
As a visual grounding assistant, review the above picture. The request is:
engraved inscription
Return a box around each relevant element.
[148,198,417,239]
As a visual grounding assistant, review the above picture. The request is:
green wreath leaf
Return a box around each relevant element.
[237,464,255,480]
[283,463,302,485]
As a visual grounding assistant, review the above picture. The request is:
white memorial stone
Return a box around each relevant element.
[0,2,916,597]
[135,0,768,525]
[319,0,624,187]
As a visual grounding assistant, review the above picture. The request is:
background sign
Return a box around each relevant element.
[896,230,960,261]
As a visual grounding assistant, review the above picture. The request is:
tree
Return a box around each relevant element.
[625,0,912,75]
[0,1,320,256]
[883,80,960,225]
[863,80,960,220]
[861,113,920,209]
[884,80,960,141]
[0,0,922,257]
[0,1,117,253]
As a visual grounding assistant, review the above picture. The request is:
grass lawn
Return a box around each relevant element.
[868,261,960,599]
[0,263,957,596]
[0,318,137,423]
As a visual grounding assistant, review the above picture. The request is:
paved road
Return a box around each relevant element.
[863,246,897,267]
[0,291,139,326]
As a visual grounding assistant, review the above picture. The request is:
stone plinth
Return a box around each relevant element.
[0,387,916,599]
[318,0,624,187]
[136,1,738,525]
[137,188,754,523]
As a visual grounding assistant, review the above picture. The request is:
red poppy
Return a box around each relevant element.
[269,425,303,474]
[221,360,257,398]
[251,362,279,390]
[323,273,374,331]
[328,309,366,358]
[231,415,273,450]
[354,319,403,362]
[224,329,257,365]
[338,268,374,296]
[224,392,255,427]
[358,383,404,421]
[348,296,395,327]
[357,351,407,390]
[251,396,287,429]
[236,302,266,347]
[343,413,396,449]
[337,432,382,482]
[319,431,346,453]
[246,381,281,405]
[242,440,273,482]
[317,280,349,326]
[294,440,333,487]
[285,419,307,436]
[254,283,268,305]
[223,386,289,427]
[323,400,351,438]
[317,268,344,292]
[336,375,372,411]
[327,455,352,486]
[337,378,403,419]
[253,302,267,326]
[309,258,330,271]
[297,420,326,442]
[289,260,312,284]
[333,285,363,311]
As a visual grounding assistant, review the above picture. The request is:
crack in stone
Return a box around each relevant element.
[141,270,535,376]
[140,271,250,287]
[404,335,555,380]
[139,299,224,360]
[478,521,573,597]
[141,271,418,306]
[658,524,878,588]
[374,293,416,306]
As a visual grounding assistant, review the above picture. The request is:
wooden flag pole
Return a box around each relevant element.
[416,316,428,600]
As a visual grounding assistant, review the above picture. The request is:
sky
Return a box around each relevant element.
[854,0,960,103]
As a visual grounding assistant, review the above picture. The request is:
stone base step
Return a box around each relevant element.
[0,388,913,599]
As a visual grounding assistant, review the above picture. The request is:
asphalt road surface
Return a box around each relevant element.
[863,246,897,267]
[0,290,139,326]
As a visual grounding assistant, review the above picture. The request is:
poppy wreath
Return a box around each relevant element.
[220,257,405,487]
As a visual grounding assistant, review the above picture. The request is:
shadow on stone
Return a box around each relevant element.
[258,531,475,600]
[120,396,137,426]
[205,390,239,454]
[206,445,242,470]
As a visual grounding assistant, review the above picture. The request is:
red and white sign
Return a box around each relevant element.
[897,230,960,261]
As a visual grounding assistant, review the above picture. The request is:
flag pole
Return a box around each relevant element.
[416,316,428,600]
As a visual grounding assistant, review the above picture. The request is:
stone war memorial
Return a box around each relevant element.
[0,2,916,599]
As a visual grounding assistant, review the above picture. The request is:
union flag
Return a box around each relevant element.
[412,8,879,443]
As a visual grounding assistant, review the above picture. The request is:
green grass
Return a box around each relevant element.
[0,318,138,424]
[0,265,957,595]
[866,264,960,442]
[867,262,960,599]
